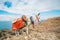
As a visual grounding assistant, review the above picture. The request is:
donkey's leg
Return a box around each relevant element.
[14,30,17,36]
[18,28,22,35]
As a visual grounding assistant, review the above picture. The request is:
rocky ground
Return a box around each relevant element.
[0,17,60,40]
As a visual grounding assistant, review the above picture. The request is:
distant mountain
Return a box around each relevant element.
[0,10,20,15]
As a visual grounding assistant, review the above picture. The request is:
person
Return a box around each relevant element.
[30,16,34,28]
[22,15,28,26]
[38,13,40,22]
[36,13,40,23]
[36,15,39,22]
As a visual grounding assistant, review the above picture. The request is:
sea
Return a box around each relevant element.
[0,21,12,30]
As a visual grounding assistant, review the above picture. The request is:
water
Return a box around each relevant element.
[0,21,12,30]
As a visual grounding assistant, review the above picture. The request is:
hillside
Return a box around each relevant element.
[28,17,60,40]
[0,17,60,40]
[39,17,60,32]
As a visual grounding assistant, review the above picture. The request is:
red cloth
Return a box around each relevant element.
[36,15,39,20]
[12,18,24,31]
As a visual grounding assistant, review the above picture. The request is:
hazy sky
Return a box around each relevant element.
[0,0,60,21]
